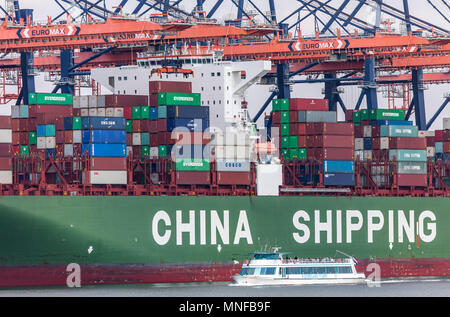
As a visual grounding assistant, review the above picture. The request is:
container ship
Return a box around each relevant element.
[0,49,449,288]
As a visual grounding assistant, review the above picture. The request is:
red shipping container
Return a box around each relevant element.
[132,145,141,158]
[73,108,81,117]
[308,122,354,136]
[426,136,435,147]
[217,172,251,185]
[33,105,73,116]
[105,95,148,107]
[73,144,82,156]
[289,111,298,123]
[443,130,450,142]
[11,119,19,132]
[132,120,141,132]
[0,116,11,129]
[434,130,443,142]
[11,132,20,145]
[389,137,426,150]
[372,138,381,150]
[397,174,427,187]
[149,94,158,107]
[176,171,210,185]
[310,135,354,148]
[149,121,158,133]
[309,148,354,161]
[0,144,12,157]
[289,123,307,135]
[126,133,132,146]
[123,107,133,120]
[19,118,32,132]
[272,112,280,125]
[0,157,12,170]
[444,141,450,153]
[150,134,159,146]
[64,131,73,143]
[372,149,389,162]
[158,132,171,145]
[56,131,65,144]
[11,145,19,156]
[157,119,167,132]
[298,136,307,148]
[354,126,364,138]
[55,117,65,131]
[149,81,192,94]
[90,157,127,170]
[289,98,329,111]
[345,110,354,122]
[371,126,381,138]
[20,132,28,144]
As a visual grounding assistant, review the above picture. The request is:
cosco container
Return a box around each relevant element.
[380,125,419,137]
[158,92,201,106]
[82,144,127,157]
[175,158,210,172]
[389,149,427,162]
[323,160,355,174]
[297,111,336,123]
[216,160,250,172]
[323,173,355,186]
[28,93,73,105]
[89,170,127,185]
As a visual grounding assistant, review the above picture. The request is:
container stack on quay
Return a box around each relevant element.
[0,115,12,184]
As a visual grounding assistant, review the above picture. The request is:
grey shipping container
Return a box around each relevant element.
[297,111,337,123]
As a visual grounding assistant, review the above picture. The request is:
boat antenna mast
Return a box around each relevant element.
[336,250,352,259]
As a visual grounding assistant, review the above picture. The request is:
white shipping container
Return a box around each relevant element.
[444,118,450,130]
[150,147,159,158]
[89,170,127,185]
[354,138,364,150]
[89,108,98,117]
[380,137,389,150]
[73,130,82,143]
[0,170,12,184]
[256,164,282,196]
[427,147,435,157]
[10,106,20,119]
[46,137,56,149]
[73,96,81,108]
[64,144,73,157]
[97,108,106,117]
[126,146,133,157]
[212,133,251,146]
[114,108,124,117]
[37,137,46,149]
[97,95,106,108]
[88,95,98,108]
[355,150,364,161]
[418,130,435,137]
[0,129,12,143]
[215,145,250,160]
[363,150,372,160]
[132,133,141,146]
[105,108,114,117]
[80,96,89,108]
[80,109,89,117]
[363,125,372,138]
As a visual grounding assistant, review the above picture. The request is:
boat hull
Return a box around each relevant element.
[231,275,367,286]
[0,196,449,287]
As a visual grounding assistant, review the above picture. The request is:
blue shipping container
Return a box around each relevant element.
[82,117,126,130]
[166,105,210,119]
[323,173,355,186]
[166,119,209,132]
[37,125,46,137]
[87,130,126,144]
[436,153,450,162]
[64,117,73,130]
[323,160,355,174]
[363,138,372,150]
[158,106,167,119]
[370,120,413,126]
[435,142,443,154]
[82,144,127,157]
[45,149,56,159]
[150,107,158,120]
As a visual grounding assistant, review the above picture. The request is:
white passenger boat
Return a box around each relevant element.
[232,251,367,286]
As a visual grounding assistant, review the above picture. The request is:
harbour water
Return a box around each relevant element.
[1,279,449,297]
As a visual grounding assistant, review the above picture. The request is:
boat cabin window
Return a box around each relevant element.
[240,268,255,276]
[285,266,353,275]
[253,253,280,260]
[260,267,276,275]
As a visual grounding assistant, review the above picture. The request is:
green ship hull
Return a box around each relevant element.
[0,196,449,286]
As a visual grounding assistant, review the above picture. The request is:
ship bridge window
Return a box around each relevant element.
[240,268,255,276]
[217,72,221,76]
[211,72,215,77]
[260,267,276,275]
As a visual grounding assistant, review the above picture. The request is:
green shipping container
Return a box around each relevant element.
[288,148,298,160]
[158,92,201,106]
[28,132,37,145]
[298,148,307,159]
[280,124,290,136]
[20,145,29,156]
[141,146,150,158]
[132,107,141,120]
[272,100,281,111]
[72,117,81,130]
[281,136,289,149]
[141,107,150,119]
[380,125,418,137]
[360,109,369,121]
[45,125,55,137]
[289,136,298,148]
[175,159,210,172]
[369,109,405,121]
[280,111,290,124]
[272,99,289,111]
[281,148,289,159]
[126,120,133,133]
[389,149,427,162]
[353,111,361,123]
[158,145,168,157]
[28,93,73,105]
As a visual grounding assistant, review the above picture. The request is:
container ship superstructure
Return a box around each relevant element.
[0,22,449,288]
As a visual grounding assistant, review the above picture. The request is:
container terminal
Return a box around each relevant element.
[0,0,448,287]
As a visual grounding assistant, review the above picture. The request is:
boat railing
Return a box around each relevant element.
[281,258,352,264]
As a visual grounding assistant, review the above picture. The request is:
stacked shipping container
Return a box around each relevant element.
[0,115,12,184]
